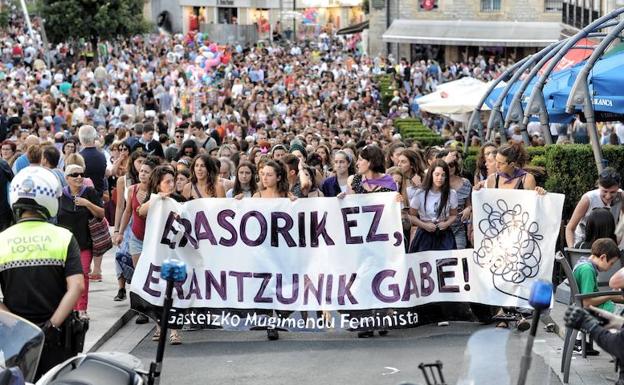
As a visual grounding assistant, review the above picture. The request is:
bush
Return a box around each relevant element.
[544,144,624,219]
[394,118,445,147]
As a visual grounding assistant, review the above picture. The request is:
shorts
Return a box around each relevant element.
[128,231,144,256]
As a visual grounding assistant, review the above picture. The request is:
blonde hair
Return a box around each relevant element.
[64,153,86,170]
[387,166,409,207]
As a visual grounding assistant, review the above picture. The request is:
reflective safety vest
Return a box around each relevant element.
[0,220,73,272]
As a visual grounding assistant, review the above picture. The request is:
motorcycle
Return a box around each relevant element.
[0,259,186,385]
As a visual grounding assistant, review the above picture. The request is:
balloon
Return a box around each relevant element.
[207,58,220,68]
[209,43,218,53]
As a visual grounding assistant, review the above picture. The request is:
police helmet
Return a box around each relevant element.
[9,166,62,219]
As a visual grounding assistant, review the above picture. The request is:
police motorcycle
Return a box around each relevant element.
[0,259,187,385]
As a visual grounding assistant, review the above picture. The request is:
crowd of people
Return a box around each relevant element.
[1,6,624,367]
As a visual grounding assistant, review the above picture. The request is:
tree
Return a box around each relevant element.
[40,0,149,57]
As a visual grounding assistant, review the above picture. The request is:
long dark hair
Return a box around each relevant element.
[175,140,198,161]
[264,160,290,197]
[190,154,219,197]
[126,149,146,185]
[476,143,497,180]
[144,165,176,203]
[422,159,451,219]
[233,161,258,196]
[584,207,617,245]
[400,149,426,179]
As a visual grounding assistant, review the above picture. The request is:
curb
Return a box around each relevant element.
[88,309,135,353]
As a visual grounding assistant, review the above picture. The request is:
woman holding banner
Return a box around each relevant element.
[182,154,226,200]
[342,145,398,338]
[475,142,546,330]
[251,160,295,340]
[137,165,183,345]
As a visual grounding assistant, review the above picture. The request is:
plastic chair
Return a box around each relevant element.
[556,251,624,384]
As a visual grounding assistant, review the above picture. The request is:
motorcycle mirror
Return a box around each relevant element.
[160,259,187,283]
[529,280,552,311]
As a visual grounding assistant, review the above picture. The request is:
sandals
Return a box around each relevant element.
[153,329,182,345]
[78,311,90,321]
[169,332,182,345]
[89,273,102,282]
[496,321,509,329]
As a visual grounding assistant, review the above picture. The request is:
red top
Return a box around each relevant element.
[130,185,146,241]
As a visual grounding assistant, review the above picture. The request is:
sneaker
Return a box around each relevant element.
[573,340,600,356]
[136,314,149,324]
[267,329,279,341]
[113,288,126,301]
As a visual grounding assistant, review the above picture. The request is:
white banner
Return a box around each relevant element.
[129,189,564,322]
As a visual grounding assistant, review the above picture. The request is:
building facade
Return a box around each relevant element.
[370,0,566,63]
[146,0,364,41]
[561,0,624,34]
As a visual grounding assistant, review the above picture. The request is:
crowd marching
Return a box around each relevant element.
[1,6,624,357]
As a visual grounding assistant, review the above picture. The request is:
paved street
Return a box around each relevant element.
[127,323,561,385]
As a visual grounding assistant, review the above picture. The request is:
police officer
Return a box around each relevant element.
[0,166,84,379]
[565,305,624,384]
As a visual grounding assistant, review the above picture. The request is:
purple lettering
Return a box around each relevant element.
[240,211,268,246]
[178,216,198,249]
[420,262,435,297]
[271,212,296,247]
[363,204,389,242]
[298,212,306,247]
[310,211,335,247]
[325,274,333,304]
[185,269,203,300]
[341,207,363,244]
[205,270,227,300]
[437,258,460,293]
[195,211,217,245]
[303,274,324,305]
[276,273,299,304]
[229,271,252,302]
[160,212,179,249]
[218,210,237,246]
[253,273,273,303]
[401,267,419,301]
[143,263,162,297]
[372,269,400,303]
[337,273,358,305]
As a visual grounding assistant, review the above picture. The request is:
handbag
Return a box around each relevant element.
[89,216,113,256]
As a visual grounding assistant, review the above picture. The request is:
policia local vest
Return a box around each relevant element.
[0,220,77,324]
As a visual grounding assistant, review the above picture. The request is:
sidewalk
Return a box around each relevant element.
[84,247,135,352]
[533,300,620,385]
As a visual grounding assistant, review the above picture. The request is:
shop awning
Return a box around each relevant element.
[337,20,369,35]
[382,19,562,47]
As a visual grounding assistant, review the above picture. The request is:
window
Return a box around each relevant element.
[481,0,501,12]
[545,0,563,12]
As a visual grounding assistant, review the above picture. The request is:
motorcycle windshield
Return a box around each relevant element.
[0,311,45,382]
[456,328,561,385]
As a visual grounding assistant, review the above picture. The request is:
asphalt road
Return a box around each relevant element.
[130,322,562,385]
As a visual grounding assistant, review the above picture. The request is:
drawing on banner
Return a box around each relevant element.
[473,199,543,300]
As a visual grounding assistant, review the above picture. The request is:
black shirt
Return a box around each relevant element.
[57,186,103,250]
[80,147,107,197]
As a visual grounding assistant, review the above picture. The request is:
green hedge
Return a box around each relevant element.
[394,118,445,147]
[462,144,624,219]
[545,144,624,218]
[377,74,396,115]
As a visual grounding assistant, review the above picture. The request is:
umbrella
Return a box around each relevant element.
[418,77,501,115]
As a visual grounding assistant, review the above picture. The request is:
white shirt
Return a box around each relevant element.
[410,189,458,222]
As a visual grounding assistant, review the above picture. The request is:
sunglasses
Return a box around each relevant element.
[68,173,84,178]
[175,135,184,138]
[119,147,129,152]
